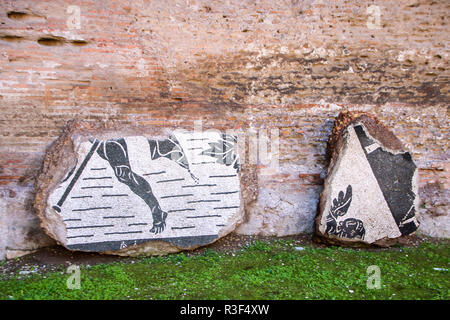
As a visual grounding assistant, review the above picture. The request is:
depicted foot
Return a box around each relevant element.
[150,211,168,234]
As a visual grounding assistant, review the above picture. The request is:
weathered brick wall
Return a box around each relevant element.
[0,0,448,258]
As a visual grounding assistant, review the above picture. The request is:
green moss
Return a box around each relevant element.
[0,241,448,300]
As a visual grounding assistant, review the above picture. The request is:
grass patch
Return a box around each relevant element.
[0,241,448,300]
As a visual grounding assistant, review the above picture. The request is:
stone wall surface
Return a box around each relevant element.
[0,0,448,258]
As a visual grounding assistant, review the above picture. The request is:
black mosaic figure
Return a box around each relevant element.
[148,135,199,182]
[354,125,419,235]
[325,185,366,240]
[95,135,195,234]
[201,134,240,172]
[338,218,365,239]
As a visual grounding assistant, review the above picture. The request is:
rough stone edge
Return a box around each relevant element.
[6,249,38,260]
[326,110,405,164]
[34,120,77,251]
[314,111,419,247]
[34,120,252,256]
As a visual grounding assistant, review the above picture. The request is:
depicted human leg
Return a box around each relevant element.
[148,135,199,183]
[97,138,168,234]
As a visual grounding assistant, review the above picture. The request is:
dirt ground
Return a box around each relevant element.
[0,232,444,279]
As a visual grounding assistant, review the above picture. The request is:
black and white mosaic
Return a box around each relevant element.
[318,123,419,244]
[48,131,241,252]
